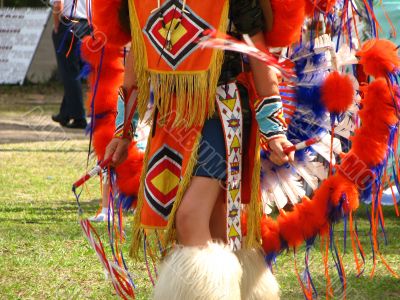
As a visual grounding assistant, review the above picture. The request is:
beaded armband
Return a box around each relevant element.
[254,96,287,149]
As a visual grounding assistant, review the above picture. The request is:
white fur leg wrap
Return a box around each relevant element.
[153,242,242,300]
[235,249,280,300]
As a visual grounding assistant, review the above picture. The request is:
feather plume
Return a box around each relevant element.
[305,161,328,181]
[321,71,355,114]
[261,160,290,210]
[357,39,400,78]
[291,161,319,190]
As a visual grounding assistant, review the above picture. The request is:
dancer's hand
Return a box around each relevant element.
[105,138,130,167]
[268,137,294,165]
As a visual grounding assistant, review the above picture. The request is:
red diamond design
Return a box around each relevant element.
[144,145,183,219]
[144,0,212,69]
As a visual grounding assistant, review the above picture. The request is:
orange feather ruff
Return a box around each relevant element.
[357,39,400,78]
[264,0,306,47]
[81,1,143,200]
[90,0,130,47]
[347,79,398,168]
[116,144,143,197]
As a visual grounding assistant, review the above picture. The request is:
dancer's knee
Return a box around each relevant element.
[175,204,198,238]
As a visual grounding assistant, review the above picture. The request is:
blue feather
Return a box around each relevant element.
[296,86,326,117]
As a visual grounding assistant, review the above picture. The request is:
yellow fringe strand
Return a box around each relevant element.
[127,0,150,121]
[245,132,262,249]
[128,0,229,128]
[129,119,154,260]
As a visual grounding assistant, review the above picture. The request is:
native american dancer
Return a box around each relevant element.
[75,0,400,299]
[103,0,293,298]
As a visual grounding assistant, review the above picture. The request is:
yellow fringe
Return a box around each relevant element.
[245,131,262,249]
[128,0,229,128]
[127,0,151,121]
[162,132,203,247]
[129,117,154,260]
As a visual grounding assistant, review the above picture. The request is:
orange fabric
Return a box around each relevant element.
[138,74,260,228]
[131,0,227,73]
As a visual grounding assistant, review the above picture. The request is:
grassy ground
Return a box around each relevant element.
[0,141,151,299]
[0,139,399,299]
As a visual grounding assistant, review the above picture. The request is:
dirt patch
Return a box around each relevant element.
[0,83,89,144]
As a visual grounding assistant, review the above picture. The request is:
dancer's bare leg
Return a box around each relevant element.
[155,178,242,300]
[176,176,223,246]
[210,189,227,242]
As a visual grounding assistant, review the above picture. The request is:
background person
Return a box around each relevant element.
[50,0,90,129]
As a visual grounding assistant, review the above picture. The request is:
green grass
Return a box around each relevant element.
[0,141,151,299]
[0,140,399,299]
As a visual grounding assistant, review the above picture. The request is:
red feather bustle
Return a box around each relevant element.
[242,48,399,262]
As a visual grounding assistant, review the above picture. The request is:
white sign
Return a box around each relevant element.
[0,8,51,85]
